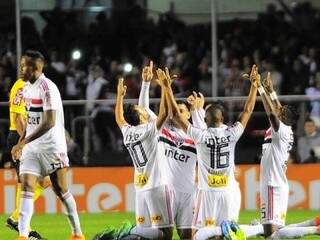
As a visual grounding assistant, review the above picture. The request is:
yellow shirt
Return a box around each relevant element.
[9,79,26,131]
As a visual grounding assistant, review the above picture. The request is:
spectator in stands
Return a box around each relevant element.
[85,64,108,112]
[298,118,320,163]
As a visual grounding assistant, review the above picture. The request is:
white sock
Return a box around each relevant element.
[271,226,318,239]
[61,191,82,236]
[18,191,34,237]
[130,226,163,239]
[194,226,222,240]
[287,218,317,227]
[239,224,264,237]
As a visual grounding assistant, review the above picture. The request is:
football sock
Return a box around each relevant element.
[130,226,164,239]
[193,226,222,240]
[287,217,319,227]
[271,226,318,238]
[61,191,83,236]
[18,191,34,237]
[239,224,264,237]
[10,183,22,221]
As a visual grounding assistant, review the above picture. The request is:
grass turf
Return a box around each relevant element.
[0,210,318,239]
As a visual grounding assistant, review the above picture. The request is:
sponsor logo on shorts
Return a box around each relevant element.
[205,219,215,226]
[151,215,162,223]
[207,174,228,187]
[136,216,145,224]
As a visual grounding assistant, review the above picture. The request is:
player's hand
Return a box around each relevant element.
[141,61,153,82]
[11,142,24,161]
[117,78,127,96]
[187,94,196,111]
[197,92,205,109]
[156,68,171,88]
[262,72,273,93]
[249,64,261,88]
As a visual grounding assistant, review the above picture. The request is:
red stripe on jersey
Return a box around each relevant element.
[264,128,272,140]
[161,128,194,145]
[40,80,49,92]
[31,99,43,104]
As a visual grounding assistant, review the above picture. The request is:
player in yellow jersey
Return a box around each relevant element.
[3,78,51,239]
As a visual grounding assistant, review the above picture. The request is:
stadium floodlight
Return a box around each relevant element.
[72,50,81,60]
[124,62,133,73]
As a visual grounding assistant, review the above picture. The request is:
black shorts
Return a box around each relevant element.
[1,130,20,178]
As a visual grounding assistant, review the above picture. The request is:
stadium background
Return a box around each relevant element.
[1,0,320,239]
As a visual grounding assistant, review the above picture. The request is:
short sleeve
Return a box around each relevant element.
[187,124,204,143]
[41,81,59,111]
[228,121,244,141]
[10,87,25,115]
[120,124,131,136]
[146,120,157,138]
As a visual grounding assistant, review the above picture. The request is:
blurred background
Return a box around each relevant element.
[1,0,320,213]
[2,0,320,165]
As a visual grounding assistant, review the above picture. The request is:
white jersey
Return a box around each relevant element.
[121,121,161,192]
[23,74,67,153]
[187,122,244,191]
[260,121,294,186]
[159,121,197,193]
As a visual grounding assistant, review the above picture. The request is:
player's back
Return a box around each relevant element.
[23,74,67,153]
[158,121,197,193]
[260,121,293,186]
[188,122,244,191]
[121,120,161,192]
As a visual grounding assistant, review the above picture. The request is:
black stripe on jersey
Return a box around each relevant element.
[159,136,197,154]
[27,107,43,112]
[264,139,271,144]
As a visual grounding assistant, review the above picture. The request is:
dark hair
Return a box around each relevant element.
[305,117,314,123]
[282,105,299,126]
[176,100,190,111]
[124,104,140,126]
[23,50,45,62]
[208,102,226,119]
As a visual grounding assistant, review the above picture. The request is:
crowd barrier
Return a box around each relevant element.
[0,164,319,214]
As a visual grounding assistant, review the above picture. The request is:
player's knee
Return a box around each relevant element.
[20,174,37,192]
[177,228,191,240]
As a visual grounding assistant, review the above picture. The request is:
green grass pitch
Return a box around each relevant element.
[0,210,319,239]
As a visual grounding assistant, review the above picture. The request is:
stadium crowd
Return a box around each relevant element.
[1,2,320,165]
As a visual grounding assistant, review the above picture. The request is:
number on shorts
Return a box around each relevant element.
[206,139,230,169]
[126,141,148,168]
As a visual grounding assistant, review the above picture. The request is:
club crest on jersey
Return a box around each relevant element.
[174,137,185,147]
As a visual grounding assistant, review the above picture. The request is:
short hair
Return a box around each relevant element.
[123,104,140,126]
[282,105,299,125]
[23,50,45,63]
[305,117,314,124]
[176,100,190,111]
[207,102,226,119]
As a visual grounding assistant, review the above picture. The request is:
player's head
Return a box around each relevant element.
[304,117,316,136]
[176,100,191,121]
[278,105,298,126]
[205,103,225,127]
[123,104,149,126]
[20,50,45,82]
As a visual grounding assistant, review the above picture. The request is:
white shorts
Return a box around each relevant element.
[171,189,195,229]
[20,149,69,177]
[135,185,174,228]
[192,188,239,229]
[260,185,289,227]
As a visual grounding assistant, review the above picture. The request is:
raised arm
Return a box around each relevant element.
[138,61,157,120]
[187,91,207,129]
[263,71,282,114]
[156,68,189,132]
[255,67,280,131]
[237,65,258,128]
[115,78,128,128]
[155,72,168,130]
